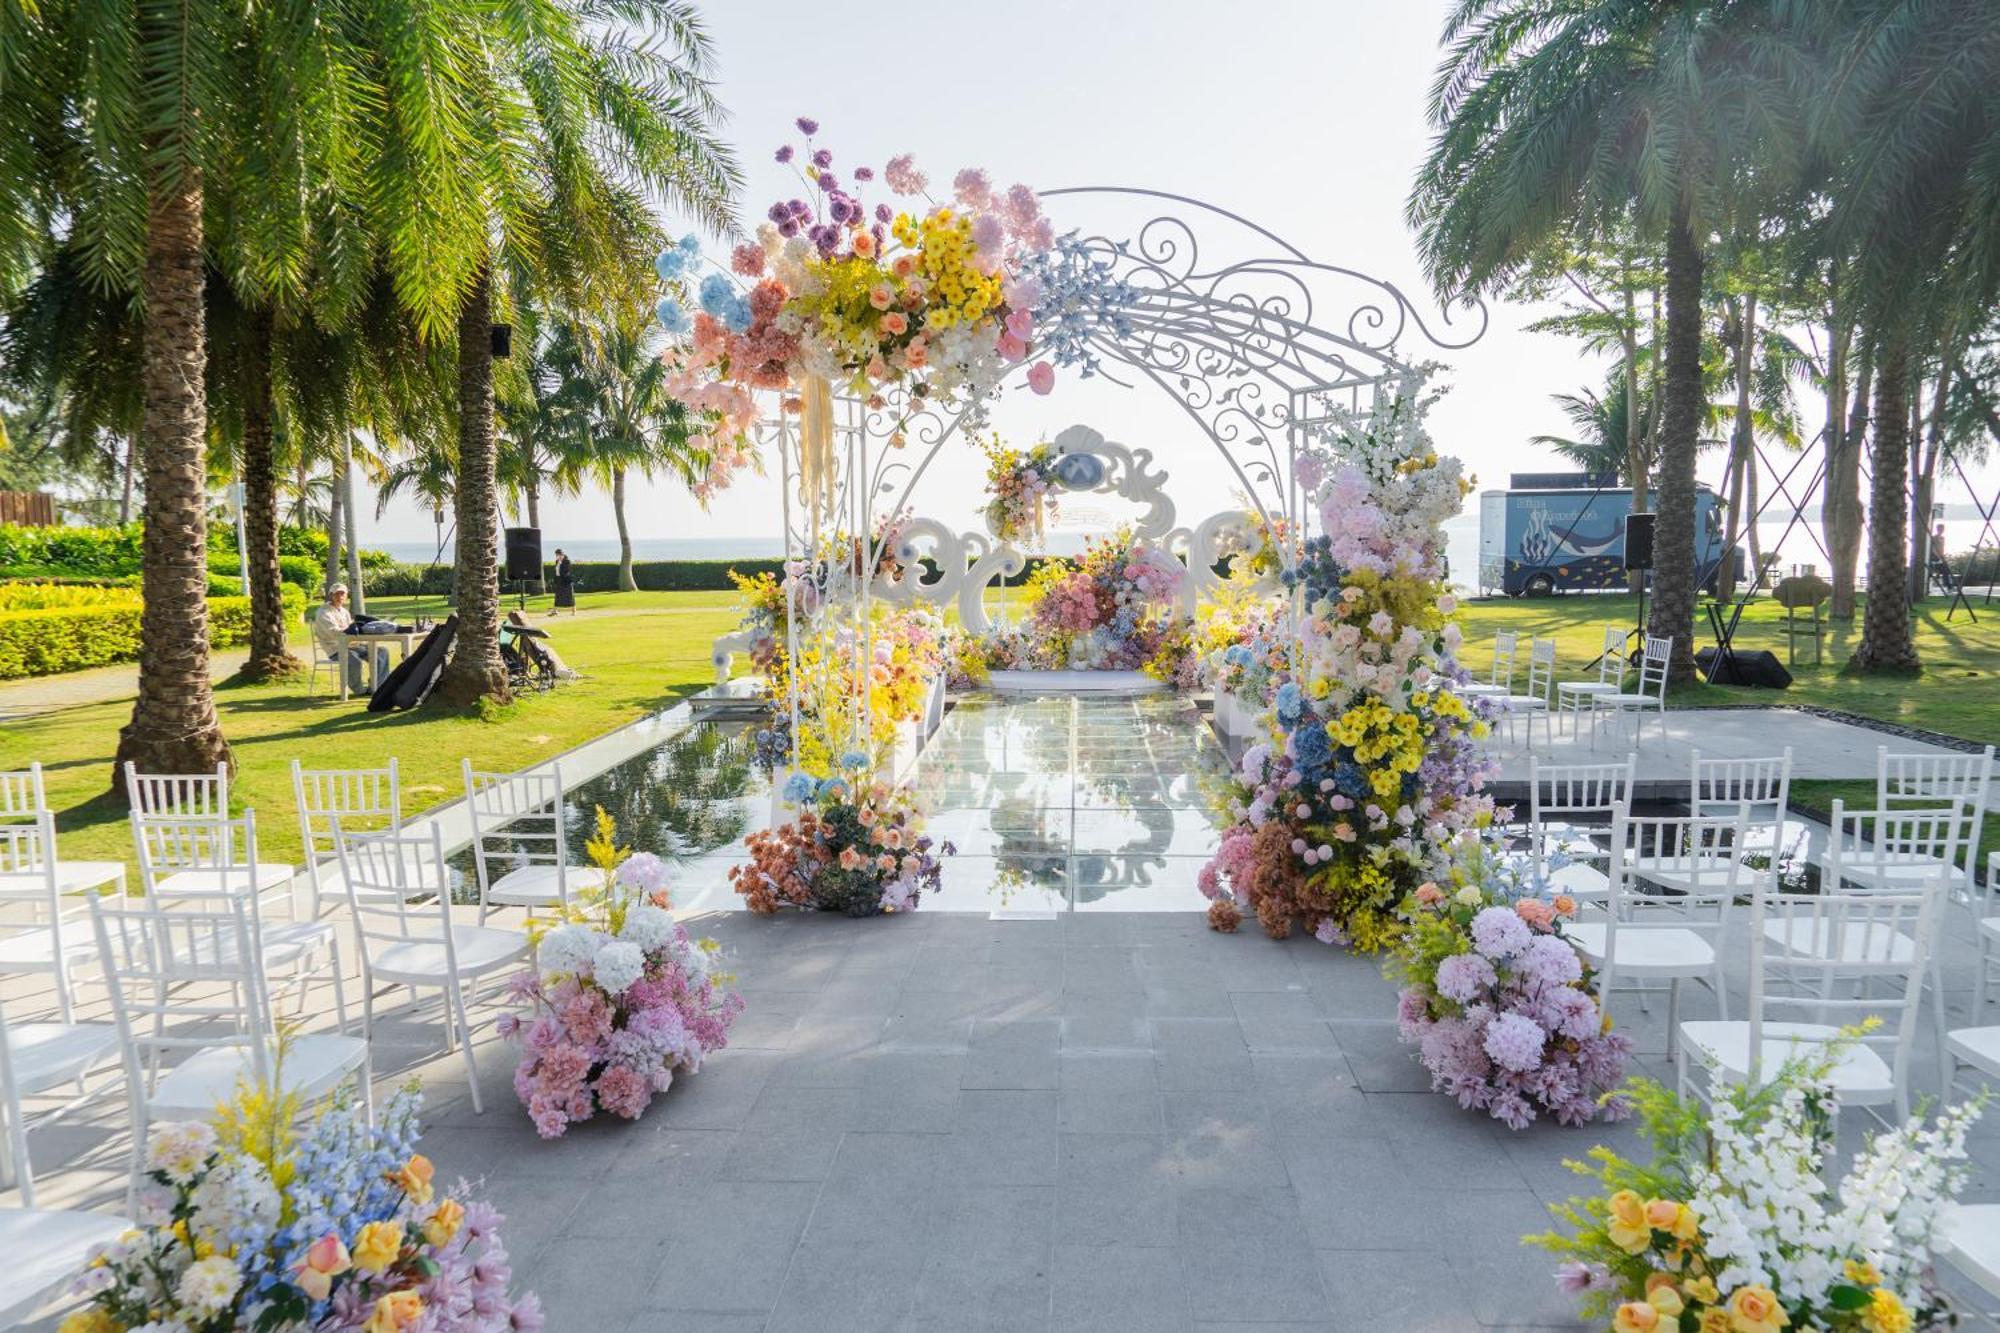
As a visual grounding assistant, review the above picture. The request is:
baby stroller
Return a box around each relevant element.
[499,621,563,693]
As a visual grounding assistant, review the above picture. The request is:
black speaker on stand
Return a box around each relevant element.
[503,526,541,610]
[1623,513,1655,658]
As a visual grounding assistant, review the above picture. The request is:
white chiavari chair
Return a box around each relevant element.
[122,761,229,817]
[1589,633,1672,750]
[1520,752,1637,903]
[1456,631,1518,701]
[1679,874,1940,1124]
[463,761,607,924]
[87,893,371,1204]
[0,987,119,1207]
[1554,626,1629,736]
[335,823,529,1113]
[1876,743,1994,898]
[1490,637,1556,749]
[292,759,460,919]
[1568,807,1749,1054]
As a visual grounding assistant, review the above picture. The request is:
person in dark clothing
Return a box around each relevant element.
[552,548,576,612]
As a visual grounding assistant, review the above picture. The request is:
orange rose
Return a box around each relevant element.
[391,1154,434,1205]
[1613,1301,1660,1333]
[1553,894,1577,916]
[1725,1285,1788,1333]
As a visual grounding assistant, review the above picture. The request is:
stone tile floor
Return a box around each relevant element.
[18,903,2000,1331]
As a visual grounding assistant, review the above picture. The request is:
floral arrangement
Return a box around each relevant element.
[1197,373,1494,951]
[1532,1035,1981,1333]
[64,1077,537,1333]
[503,811,741,1139]
[731,760,952,915]
[656,118,1058,458]
[1386,846,1629,1129]
[1022,529,1187,671]
[980,435,1062,546]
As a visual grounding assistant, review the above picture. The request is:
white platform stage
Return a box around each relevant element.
[987,670,1167,695]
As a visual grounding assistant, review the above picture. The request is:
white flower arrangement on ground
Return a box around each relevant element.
[1533,1027,1981,1332]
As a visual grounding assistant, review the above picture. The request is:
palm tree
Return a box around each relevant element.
[1411,0,1793,681]
[1804,0,2000,671]
[565,303,709,591]
[415,3,739,708]
[1531,383,1650,482]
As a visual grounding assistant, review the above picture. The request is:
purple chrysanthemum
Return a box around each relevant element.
[811,147,832,169]
[1516,934,1581,986]
[1482,1011,1547,1073]
[1435,951,1497,1003]
[854,166,874,182]
[1469,906,1532,961]
[795,116,819,135]
[774,145,794,164]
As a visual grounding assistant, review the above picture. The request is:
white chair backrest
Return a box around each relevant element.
[1592,627,1626,685]
[464,759,571,886]
[124,762,230,817]
[334,823,457,963]
[293,761,403,906]
[1744,878,1939,1090]
[1635,635,1672,700]
[1521,638,1556,699]
[1877,745,1993,818]
[0,764,46,821]
[130,810,263,898]
[88,892,273,1066]
[1598,805,1754,989]
[1823,799,1972,890]
[0,813,63,927]
[1529,753,1636,829]
[1691,747,1793,824]
[1487,632,1519,687]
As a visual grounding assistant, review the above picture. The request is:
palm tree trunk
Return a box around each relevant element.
[323,458,344,595]
[1852,341,1920,672]
[118,436,135,524]
[613,466,637,592]
[1907,358,1951,602]
[525,475,545,595]
[1646,203,1703,683]
[342,439,364,615]
[112,170,232,787]
[1831,346,1872,619]
[236,310,300,680]
[434,268,511,706]
[1622,267,1646,595]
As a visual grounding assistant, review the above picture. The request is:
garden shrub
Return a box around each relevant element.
[0,585,305,680]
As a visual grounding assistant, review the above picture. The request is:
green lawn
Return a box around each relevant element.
[0,589,740,875]
[1458,591,2000,867]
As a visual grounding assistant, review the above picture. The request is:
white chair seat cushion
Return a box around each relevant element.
[1457,683,1506,698]
[0,861,125,899]
[260,920,339,966]
[3,1022,120,1095]
[0,925,96,967]
[0,1207,133,1327]
[1677,1019,1896,1101]
[1555,681,1617,696]
[483,863,608,905]
[1493,694,1547,712]
[151,863,295,897]
[1546,862,1611,896]
[372,926,530,983]
[1566,922,1715,973]
[1628,855,1742,895]
[148,1033,368,1116]
[1593,693,1655,708]
[1761,917,1917,965]
[1940,1204,2000,1299]
[1817,852,1955,891]
[1945,1026,2000,1079]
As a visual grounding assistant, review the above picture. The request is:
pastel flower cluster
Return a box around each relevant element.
[1533,1039,1980,1332]
[1016,529,1189,672]
[1387,849,1629,1129]
[64,1087,536,1333]
[1198,374,1493,951]
[980,435,1062,547]
[658,121,1060,453]
[504,811,742,1139]
[731,771,953,916]
[1298,370,1468,583]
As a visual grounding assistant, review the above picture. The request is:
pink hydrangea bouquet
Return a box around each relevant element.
[1019,529,1189,671]
[504,812,743,1139]
[1387,848,1630,1129]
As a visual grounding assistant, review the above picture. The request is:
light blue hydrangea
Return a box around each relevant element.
[656,297,691,336]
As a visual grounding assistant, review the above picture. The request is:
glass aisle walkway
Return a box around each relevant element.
[916,693,1236,915]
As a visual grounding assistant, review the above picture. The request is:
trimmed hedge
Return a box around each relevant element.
[0,585,305,680]
[0,522,143,575]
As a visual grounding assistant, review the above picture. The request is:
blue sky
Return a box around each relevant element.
[360,0,1992,557]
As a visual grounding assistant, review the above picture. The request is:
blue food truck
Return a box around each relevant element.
[1477,474,1735,596]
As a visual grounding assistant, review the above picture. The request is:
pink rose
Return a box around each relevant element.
[903,338,929,368]
[294,1233,352,1302]
[880,310,908,336]
[869,284,893,311]
[1026,361,1054,394]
